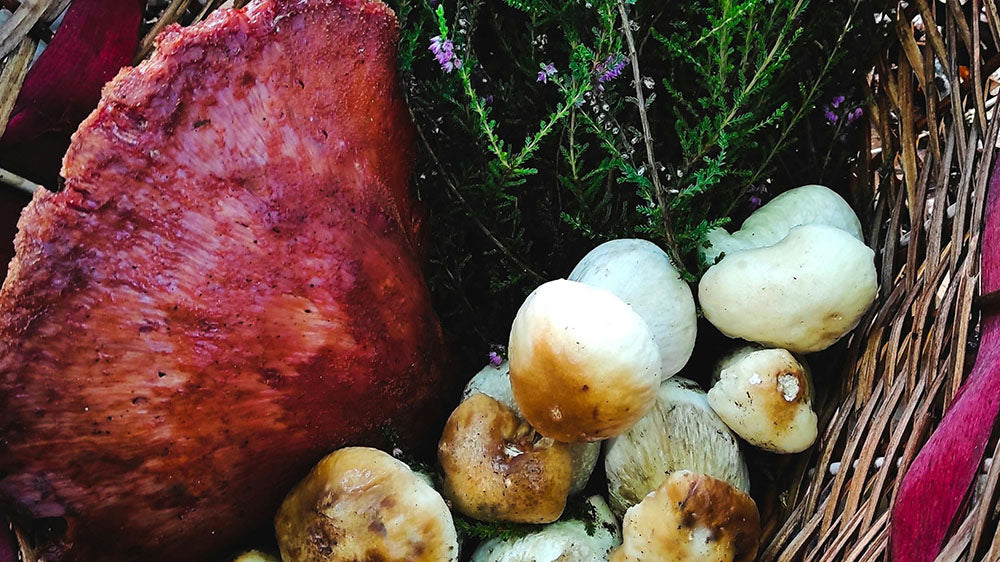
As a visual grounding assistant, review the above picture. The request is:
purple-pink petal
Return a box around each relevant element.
[598,55,627,83]
[489,351,503,367]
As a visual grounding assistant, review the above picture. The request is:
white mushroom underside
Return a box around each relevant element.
[472,496,621,562]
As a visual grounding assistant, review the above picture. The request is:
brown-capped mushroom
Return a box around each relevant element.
[609,471,761,562]
[707,346,818,453]
[508,279,662,442]
[568,239,697,379]
[439,393,573,523]
[463,360,601,494]
[274,447,458,562]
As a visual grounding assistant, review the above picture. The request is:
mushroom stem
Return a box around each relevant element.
[604,377,749,516]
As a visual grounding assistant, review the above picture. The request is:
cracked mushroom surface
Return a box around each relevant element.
[274,447,458,562]
[439,393,573,523]
[463,360,601,494]
[610,471,761,562]
[508,279,662,442]
[708,346,818,453]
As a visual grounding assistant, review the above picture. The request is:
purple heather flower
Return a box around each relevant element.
[488,351,503,367]
[429,35,462,73]
[747,184,768,212]
[598,54,627,83]
[429,35,444,55]
[823,96,863,126]
[537,62,557,83]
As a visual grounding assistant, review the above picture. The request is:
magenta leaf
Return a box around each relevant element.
[890,155,1000,561]
[0,0,144,187]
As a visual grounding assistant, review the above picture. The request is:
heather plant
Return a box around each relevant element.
[389,0,885,362]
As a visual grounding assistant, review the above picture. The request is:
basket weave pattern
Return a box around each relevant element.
[760,1,1000,560]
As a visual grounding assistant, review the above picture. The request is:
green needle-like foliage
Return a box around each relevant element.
[391,0,885,366]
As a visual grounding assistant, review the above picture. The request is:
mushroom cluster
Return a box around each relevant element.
[437,239,698,530]
[246,185,876,561]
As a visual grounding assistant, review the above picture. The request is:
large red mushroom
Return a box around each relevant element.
[0,0,447,559]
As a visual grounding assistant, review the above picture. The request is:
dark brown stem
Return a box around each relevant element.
[616,0,683,269]
[977,289,1000,315]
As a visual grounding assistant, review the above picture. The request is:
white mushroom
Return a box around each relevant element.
[568,239,697,378]
[699,223,878,353]
[471,495,621,562]
[610,471,761,562]
[707,346,818,453]
[604,377,749,516]
[463,361,601,494]
[698,185,877,353]
[439,393,573,524]
[275,447,458,561]
[508,279,662,442]
[700,184,864,265]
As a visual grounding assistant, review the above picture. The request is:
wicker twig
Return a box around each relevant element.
[0,0,51,60]
[0,35,34,137]
[135,0,195,62]
[762,0,1000,559]
[0,166,40,193]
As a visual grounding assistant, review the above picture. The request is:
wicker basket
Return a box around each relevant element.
[1,0,999,560]
[757,1,1000,559]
